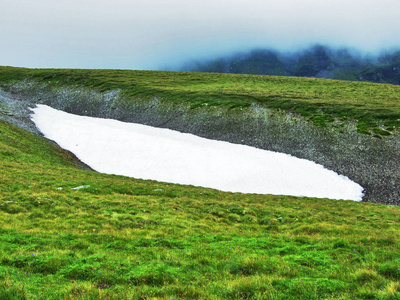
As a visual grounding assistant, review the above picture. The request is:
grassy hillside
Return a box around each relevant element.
[1,67,400,298]
[1,66,400,135]
[0,96,400,298]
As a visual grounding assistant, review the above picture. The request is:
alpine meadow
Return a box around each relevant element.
[1,66,400,299]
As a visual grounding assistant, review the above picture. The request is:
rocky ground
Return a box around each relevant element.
[0,89,40,134]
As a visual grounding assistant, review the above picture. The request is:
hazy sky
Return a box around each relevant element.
[1,0,399,70]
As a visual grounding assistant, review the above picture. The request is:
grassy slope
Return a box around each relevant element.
[1,67,400,299]
[1,116,400,298]
[1,66,400,135]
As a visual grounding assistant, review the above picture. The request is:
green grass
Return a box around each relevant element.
[1,111,400,299]
[1,66,400,134]
[1,67,400,298]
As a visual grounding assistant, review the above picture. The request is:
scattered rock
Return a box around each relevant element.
[71,185,90,190]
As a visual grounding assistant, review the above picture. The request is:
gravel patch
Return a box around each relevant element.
[0,89,40,134]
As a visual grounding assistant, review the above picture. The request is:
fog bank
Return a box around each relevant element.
[1,0,399,70]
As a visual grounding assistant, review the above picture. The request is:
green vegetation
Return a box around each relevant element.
[1,67,400,298]
[1,66,400,134]
[1,109,400,298]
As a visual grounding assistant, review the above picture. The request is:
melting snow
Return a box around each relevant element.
[30,104,364,201]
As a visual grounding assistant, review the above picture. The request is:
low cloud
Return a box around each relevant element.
[1,0,399,69]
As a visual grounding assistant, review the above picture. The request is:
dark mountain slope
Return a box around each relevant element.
[180,45,400,85]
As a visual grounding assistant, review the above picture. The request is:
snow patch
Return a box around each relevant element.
[30,104,364,201]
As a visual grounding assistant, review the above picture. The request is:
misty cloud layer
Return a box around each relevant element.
[178,45,400,85]
[1,0,399,70]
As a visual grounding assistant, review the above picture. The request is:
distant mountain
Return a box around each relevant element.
[180,45,400,85]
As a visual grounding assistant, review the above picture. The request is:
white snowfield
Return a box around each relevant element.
[30,105,364,201]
